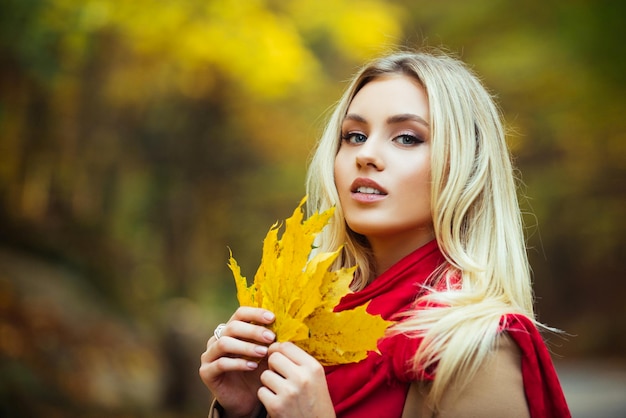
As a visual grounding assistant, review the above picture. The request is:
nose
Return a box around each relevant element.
[355,138,385,170]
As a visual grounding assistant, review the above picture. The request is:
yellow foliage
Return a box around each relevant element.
[228,197,391,365]
[287,0,402,61]
[40,0,401,102]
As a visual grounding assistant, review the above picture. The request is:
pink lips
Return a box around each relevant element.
[350,177,388,203]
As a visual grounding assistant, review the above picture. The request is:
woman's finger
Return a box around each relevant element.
[199,307,276,385]
[266,349,295,380]
[266,342,326,387]
[199,355,260,388]
[205,355,260,374]
[268,342,318,367]
[213,320,276,346]
[204,334,269,362]
[259,367,286,393]
[230,306,276,324]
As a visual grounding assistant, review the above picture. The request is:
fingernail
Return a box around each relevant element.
[263,330,276,342]
[255,345,268,355]
[263,311,275,321]
[246,361,258,369]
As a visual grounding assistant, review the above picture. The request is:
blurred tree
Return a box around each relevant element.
[0,0,401,309]
[0,0,401,414]
[1,0,624,415]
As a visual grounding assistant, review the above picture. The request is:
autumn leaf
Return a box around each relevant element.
[227,196,392,365]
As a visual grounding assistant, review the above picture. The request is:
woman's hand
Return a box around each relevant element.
[199,307,276,417]
[258,342,336,418]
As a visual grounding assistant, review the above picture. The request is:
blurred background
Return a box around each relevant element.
[1,0,624,416]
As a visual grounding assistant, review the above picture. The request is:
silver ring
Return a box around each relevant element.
[214,323,227,340]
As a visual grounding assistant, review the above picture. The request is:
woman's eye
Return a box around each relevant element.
[341,132,367,144]
[394,134,423,146]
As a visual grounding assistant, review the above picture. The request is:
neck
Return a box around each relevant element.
[369,230,435,277]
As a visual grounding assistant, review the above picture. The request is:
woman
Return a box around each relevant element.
[199,51,571,417]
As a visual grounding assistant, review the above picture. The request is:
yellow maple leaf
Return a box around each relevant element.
[227,196,392,366]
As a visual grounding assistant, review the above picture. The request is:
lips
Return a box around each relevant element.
[350,178,388,195]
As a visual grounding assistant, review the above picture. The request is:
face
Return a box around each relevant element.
[334,74,433,253]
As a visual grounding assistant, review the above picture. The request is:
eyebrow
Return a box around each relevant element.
[343,113,429,127]
[387,113,429,127]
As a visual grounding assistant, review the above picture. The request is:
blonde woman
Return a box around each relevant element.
[200,51,571,418]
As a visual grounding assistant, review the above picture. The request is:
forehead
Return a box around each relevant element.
[347,75,429,117]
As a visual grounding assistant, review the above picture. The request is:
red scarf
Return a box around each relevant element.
[325,240,570,418]
[325,240,443,417]
[503,314,571,417]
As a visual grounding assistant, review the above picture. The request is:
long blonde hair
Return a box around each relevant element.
[306,50,535,409]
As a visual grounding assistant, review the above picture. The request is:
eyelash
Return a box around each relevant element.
[395,134,424,146]
[341,132,367,144]
[340,132,424,146]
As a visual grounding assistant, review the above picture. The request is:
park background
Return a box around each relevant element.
[1,0,625,416]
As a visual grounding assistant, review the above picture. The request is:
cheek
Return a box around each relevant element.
[404,163,432,202]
